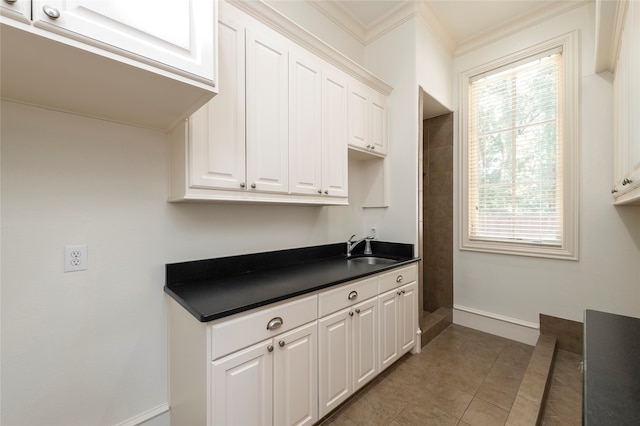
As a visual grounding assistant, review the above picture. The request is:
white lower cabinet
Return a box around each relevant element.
[318,296,377,418]
[212,321,317,426]
[378,267,418,372]
[212,340,273,426]
[168,263,418,426]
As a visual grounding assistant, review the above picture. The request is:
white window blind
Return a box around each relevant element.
[467,49,563,245]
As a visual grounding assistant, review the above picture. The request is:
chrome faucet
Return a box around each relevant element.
[346,234,373,258]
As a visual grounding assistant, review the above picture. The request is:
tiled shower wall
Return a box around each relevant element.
[423,113,453,312]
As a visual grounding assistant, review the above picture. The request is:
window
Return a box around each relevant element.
[460,33,579,260]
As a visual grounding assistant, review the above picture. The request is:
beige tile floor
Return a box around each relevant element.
[319,324,582,426]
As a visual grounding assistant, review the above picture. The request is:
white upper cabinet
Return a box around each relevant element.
[1,0,217,131]
[611,0,640,204]
[188,14,246,191]
[322,68,349,198]
[348,80,388,157]
[32,0,214,84]
[246,26,290,194]
[168,0,389,205]
[289,54,349,199]
[289,49,323,196]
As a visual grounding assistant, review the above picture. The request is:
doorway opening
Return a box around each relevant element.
[418,87,454,344]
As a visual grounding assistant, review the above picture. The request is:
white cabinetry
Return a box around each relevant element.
[348,80,388,157]
[246,25,290,194]
[378,266,418,371]
[168,262,419,426]
[317,277,378,417]
[168,0,389,205]
[169,294,318,426]
[611,0,640,205]
[1,0,217,131]
[31,0,214,84]
[186,12,245,192]
[212,321,317,426]
[289,58,349,198]
[322,68,350,198]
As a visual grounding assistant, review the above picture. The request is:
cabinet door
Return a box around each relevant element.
[399,282,417,354]
[212,340,273,426]
[289,50,323,196]
[246,27,289,194]
[378,289,400,372]
[370,92,388,155]
[273,321,318,426]
[348,81,369,151]
[322,69,349,198]
[32,0,215,84]
[318,309,352,418]
[1,0,30,23]
[352,297,377,391]
[189,12,245,191]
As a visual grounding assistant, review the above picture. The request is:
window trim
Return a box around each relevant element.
[459,31,580,260]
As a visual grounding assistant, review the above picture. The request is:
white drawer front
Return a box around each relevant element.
[318,276,377,317]
[211,295,318,360]
[378,264,417,294]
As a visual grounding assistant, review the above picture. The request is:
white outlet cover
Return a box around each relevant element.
[64,245,88,272]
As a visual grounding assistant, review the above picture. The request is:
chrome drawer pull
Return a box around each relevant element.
[348,290,358,300]
[266,317,283,330]
[396,275,403,283]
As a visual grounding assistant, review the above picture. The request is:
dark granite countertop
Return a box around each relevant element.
[584,309,640,426]
[165,241,417,322]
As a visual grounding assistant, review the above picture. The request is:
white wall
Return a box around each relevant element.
[453,3,640,334]
[416,18,453,111]
[0,100,368,425]
[362,19,418,247]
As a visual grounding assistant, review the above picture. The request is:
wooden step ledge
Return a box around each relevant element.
[506,334,557,426]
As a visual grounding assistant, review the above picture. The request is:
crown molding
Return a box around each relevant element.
[454,0,589,56]
[594,0,628,73]
[228,0,393,94]
[307,0,456,55]
[305,0,367,43]
[415,1,457,55]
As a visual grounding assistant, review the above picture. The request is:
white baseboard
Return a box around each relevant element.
[114,403,170,426]
[453,305,540,345]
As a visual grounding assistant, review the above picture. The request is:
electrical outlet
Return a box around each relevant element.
[65,245,88,272]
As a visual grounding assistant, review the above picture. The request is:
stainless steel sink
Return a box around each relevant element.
[347,256,397,265]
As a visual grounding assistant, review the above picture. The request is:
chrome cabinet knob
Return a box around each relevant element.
[348,311,354,317]
[611,188,618,194]
[267,345,274,352]
[278,340,285,347]
[251,183,256,189]
[42,5,60,19]
[355,308,361,314]
[318,189,322,194]
[397,290,402,296]
[240,182,246,188]
[324,190,328,194]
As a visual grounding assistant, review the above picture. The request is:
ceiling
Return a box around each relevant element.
[329,0,583,118]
